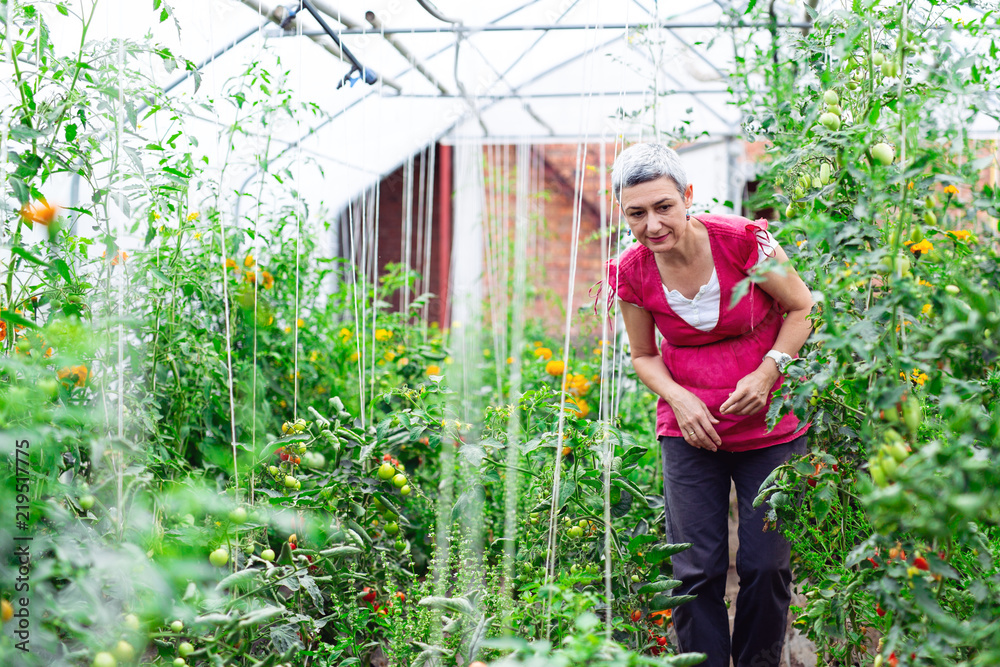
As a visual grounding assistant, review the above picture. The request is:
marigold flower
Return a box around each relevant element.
[567,397,590,418]
[105,250,128,266]
[244,254,255,268]
[506,356,514,364]
[943,184,959,195]
[545,359,565,376]
[921,303,932,316]
[534,347,553,361]
[918,279,933,287]
[296,318,305,328]
[427,364,442,376]
[384,350,396,362]
[375,328,393,342]
[909,239,934,254]
[187,212,200,221]
[339,327,353,342]
[349,351,360,362]
[533,341,542,347]
[911,369,928,386]
[57,365,88,387]
[245,272,256,283]
[225,258,237,269]
[284,326,292,333]
[262,271,274,289]
[946,229,971,241]
[0,320,6,342]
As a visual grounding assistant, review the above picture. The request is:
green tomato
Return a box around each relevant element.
[845,80,858,90]
[123,613,140,632]
[385,522,399,535]
[92,652,117,667]
[823,89,839,106]
[377,463,396,480]
[284,475,298,488]
[826,103,842,116]
[392,473,408,488]
[819,112,841,131]
[631,574,641,583]
[174,660,187,667]
[869,458,887,487]
[400,485,411,496]
[178,642,195,658]
[578,519,588,530]
[568,526,583,539]
[261,548,275,562]
[209,548,229,567]
[872,52,885,66]
[871,142,895,166]
[394,539,406,552]
[113,640,135,662]
[945,284,960,295]
[923,211,937,226]
[170,620,184,633]
[819,163,831,185]
[79,495,96,511]
[228,507,248,525]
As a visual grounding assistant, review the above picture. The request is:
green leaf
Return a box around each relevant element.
[64,123,77,142]
[638,578,682,595]
[11,246,48,267]
[51,258,73,283]
[645,542,692,565]
[9,176,29,203]
[215,568,259,591]
[649,593,697,610]
[0,310,37,330]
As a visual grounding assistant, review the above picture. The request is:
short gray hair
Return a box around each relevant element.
[611,143,688,201]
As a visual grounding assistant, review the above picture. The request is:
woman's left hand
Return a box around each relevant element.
[719,367,780,416]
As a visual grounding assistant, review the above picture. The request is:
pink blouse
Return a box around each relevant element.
[604,213,808,451]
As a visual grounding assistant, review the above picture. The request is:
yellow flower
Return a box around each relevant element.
[907,181,914,190]
[267,315,274,325]
[567,397,590,418]
[309,350,319,362]
[921,303,932,316]
[427,364,442,376]
[339,327,353,342]
[279,399,287,408]
[225,258,236,269]
[943,184,959,195]
[918,279,933,287]
[397,344,406,354]
[534,347,553,361]
[193,232,202,240]
[349,351,359,362]
[297,318,305,328]
[284,326,291,333]
[946,229,971,241]
[533,341,542,348]
[375,328,393,342]
[545,359,565,376]
[384,350,396,362]
[506,356,514,364]
[262,271,274,289]
[244,254,255,268]
[910,239,934,254]
[911,369,928,386]
[153,211,161,220]
[187,211,200,221]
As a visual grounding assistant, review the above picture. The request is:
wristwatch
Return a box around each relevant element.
[764,350,794,373]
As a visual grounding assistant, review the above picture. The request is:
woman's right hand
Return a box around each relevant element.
[666,388,722,451]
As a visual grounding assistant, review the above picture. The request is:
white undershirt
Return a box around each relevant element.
[664,230,779,332]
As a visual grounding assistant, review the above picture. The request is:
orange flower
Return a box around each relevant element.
[943,184,959,195]
[57,365,88,388]
[946,229,971,241]
[245,272,256,283]
[19,200,59,225]
[534,347,552,361]
[909,239,933,254]
[262,271,274,289]
[0,320,6,342]
[225,258,237,269]
[426,364,442,376]
[545,359,565,376]
[567,397,590,418]
[244,254,255,268]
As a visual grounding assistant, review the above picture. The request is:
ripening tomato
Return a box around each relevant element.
[630,609,642,623]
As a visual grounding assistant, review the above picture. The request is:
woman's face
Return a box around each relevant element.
[620,177,694,252]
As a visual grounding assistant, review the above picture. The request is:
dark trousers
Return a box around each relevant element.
[660,434,807,667]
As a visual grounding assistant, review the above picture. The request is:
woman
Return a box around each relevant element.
[604,143,812,667]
